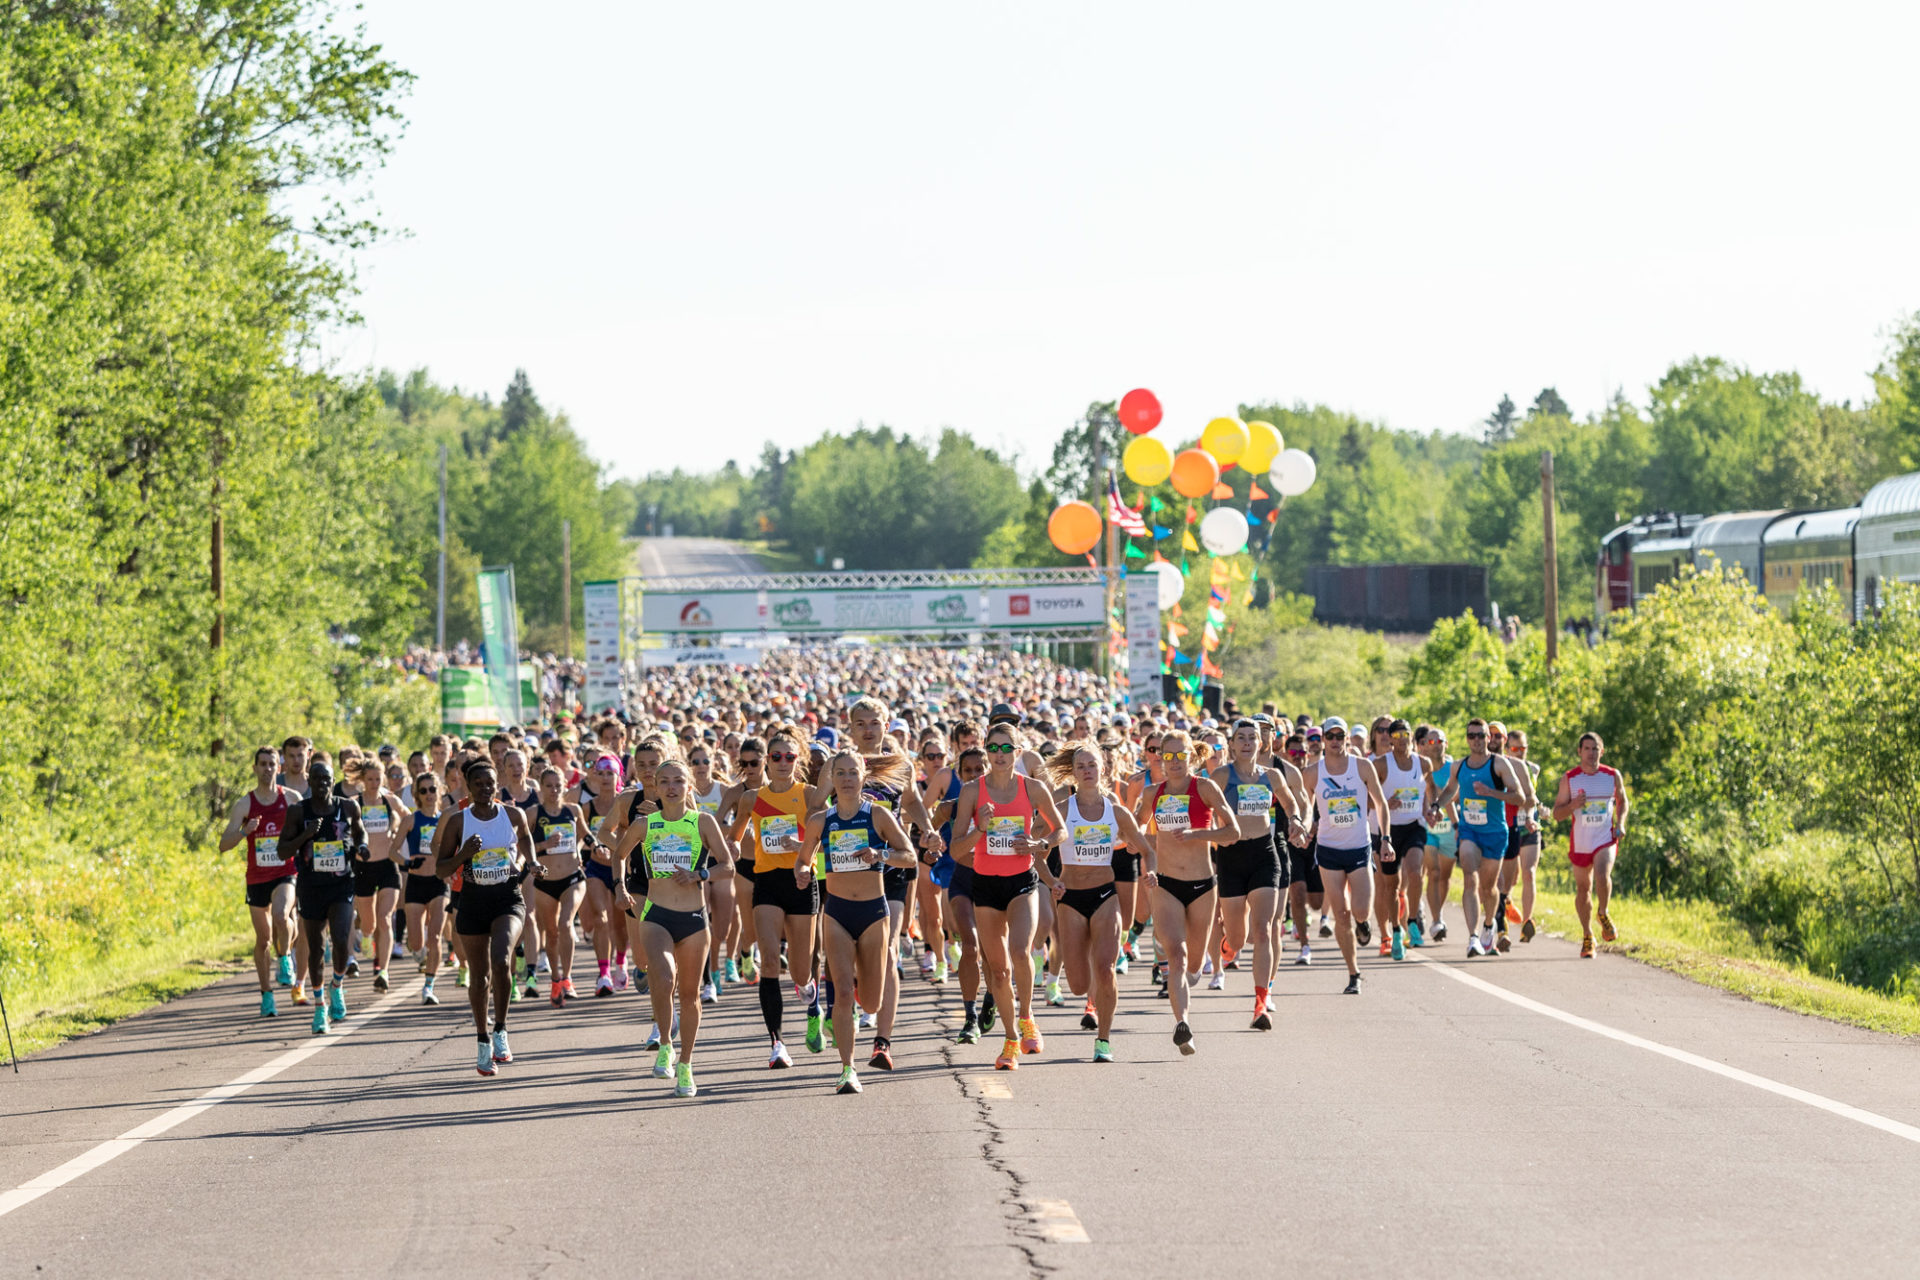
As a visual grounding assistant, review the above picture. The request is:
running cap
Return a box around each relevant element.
[888,718,909,732]
[813,726,839,747]
[988,703,1020,726]
[1321,716,1348,734]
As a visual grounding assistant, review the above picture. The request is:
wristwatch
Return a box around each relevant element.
[697,865,711,882]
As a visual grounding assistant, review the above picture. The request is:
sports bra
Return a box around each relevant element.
[1148,779,1214,837]
[1062,794,1117,869]
[819,800,884,877]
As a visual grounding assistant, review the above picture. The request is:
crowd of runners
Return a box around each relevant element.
[221,647,1627,1098]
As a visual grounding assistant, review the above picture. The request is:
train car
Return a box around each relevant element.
[1596,513,1699,618]
[1761,508,1858,619]
[1854,471,1920,616]
[1689,510,1789,592]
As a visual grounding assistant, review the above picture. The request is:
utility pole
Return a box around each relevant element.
[210,429,225,761]
[1542,450,1559,668]
[562,518,573,657]
[437,443,448,651]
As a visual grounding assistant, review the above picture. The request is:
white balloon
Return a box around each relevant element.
[1199,506,1250,557]
[1269,448,1318,497]
[1146,559,1184,610]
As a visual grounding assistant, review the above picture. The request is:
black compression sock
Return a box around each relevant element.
[980,992,996,1021]
[758,977,783,1037]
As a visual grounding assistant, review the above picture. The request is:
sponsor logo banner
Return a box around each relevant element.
[640,585,1102,633]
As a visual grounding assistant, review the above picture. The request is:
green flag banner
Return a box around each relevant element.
[476,565,521,726]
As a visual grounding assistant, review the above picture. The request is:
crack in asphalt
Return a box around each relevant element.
[934,996,1059,1279]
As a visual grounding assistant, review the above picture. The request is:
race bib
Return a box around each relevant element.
[1390,786,1423,820]
[1429,813,1453,835]
[650,832,694,876]
[413,821,437,862]
[547,822,577,856]
[865,796,894,813]
[254,836,282,868]
[1578,797,1611,832]
[759,814,798,852]
[695,796,720,816]
[985,814,1026,854]
[312,840,347,874]
[471,847,512,886]
[362,806,389,836]
[1462,798,1490,827]
[1067,822,1114,866]
[1154,795,1190,832]
[1325,795,1361,831]
[827,828,871,874]
[1236,785,1272,817]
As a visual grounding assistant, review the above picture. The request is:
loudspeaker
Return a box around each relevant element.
[1201,678,1224,717]
[1161,674,1179,705]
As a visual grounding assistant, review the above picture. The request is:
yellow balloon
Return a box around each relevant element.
[1122,434,1173,487]
[1200,416,1250,466]
[1242,420,1282,473]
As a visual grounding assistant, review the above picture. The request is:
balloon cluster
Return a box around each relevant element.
[1046,389,1318,594]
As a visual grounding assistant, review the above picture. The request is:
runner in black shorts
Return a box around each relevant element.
[437,758,536,1077]
[1210,719,1300,1028]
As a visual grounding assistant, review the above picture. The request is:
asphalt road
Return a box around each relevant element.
[3,901,1918,1279]
[636,536,766,579]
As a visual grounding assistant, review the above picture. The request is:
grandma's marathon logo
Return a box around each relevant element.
[925,593,971,624]
[678,600,714,627]
[772,598,817,627]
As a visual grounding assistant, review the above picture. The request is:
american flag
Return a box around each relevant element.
[1107,470,1147,535]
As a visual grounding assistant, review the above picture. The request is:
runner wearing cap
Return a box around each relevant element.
[1415,724,1457,943]
[1291,717,1389,994]
[1431,718,1532,957]
[1372,718,1433,960]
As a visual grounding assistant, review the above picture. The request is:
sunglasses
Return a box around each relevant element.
[1466,730,1486,739]
[1159,750,1187,761]
[984,743,1016,755]
[416,784,439,793]
[921,750,945,759]
[688,757,710,767]
[1324,730,1347,741]
[737,756,762,768]
[768,752,797,762]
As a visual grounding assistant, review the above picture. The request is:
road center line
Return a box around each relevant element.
[1028,1198,1090,1243]
[1409,953,1920,1145]
[0,978,426,1221]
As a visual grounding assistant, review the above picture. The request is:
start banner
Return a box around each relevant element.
[640,585,1104,634]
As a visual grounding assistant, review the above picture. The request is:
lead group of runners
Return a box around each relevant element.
[220,651,1627,1098]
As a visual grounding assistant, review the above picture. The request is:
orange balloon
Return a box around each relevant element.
[1047,500,1103,556]
[1170,449,1221,499]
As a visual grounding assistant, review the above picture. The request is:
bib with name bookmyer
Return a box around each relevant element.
[827,828,871,873]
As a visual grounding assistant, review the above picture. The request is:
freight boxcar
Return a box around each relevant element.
[1308,563,1487,631]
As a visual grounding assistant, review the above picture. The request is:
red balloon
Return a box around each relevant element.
[1119,388,1162,435]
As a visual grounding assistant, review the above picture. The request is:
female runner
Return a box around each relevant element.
[572,753,631,996]
[949,722,1067,1071]
[529,764,591,1006]
[1210,719,1300,1028]
[436,758,537,1076]
[717,738,766,982]
[1045,742,1151,1062]
[1289,718,1390,994]
[686,743,733,1004]
[402,769,449,1004]
[732,729,817,1067]
[613,759,728,1099]
[352,759,410,992]
[1135,730,1240,1053]
[794,751,916,1093]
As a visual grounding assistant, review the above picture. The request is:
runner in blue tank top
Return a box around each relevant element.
[1432,717,1529,959]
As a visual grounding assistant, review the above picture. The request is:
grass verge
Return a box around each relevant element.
[4,936,252,1061]
[1526,888,1920,1038]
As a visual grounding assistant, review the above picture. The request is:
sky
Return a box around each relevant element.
[335,1,1920,479]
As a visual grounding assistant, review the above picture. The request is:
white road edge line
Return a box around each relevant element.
[1409,952,1920,1145]
[0,977,426,1220]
